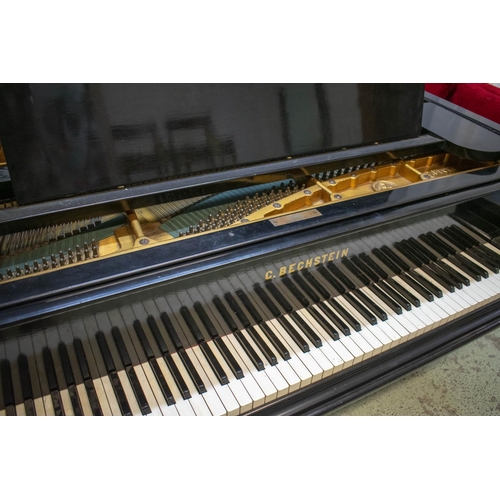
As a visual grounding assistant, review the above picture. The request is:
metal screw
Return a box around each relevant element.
[240,218,249,223]
[334,194,342,200]
[303,189,312,195]
[139,238,149,245]
[329,180,336,185]
[421,174,431,180]
[273,203,281,209]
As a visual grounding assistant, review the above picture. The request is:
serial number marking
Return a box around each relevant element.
[269,209,322,227]
[264,247,349,280]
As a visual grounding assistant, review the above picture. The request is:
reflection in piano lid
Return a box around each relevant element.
[1,83,500,415]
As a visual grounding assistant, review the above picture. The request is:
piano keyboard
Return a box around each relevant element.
[1,213,500,416]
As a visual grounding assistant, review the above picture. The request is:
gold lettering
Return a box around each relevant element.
[279,266,287,277]
[314,256,321,266]
[341,248,349,257]
[328,251,335,261]
[297,261,304,270]
[321,253,328,263]
[265,270,273,280]
[289,263,296,273]
[336,250,340,259]
[305,258,313,268]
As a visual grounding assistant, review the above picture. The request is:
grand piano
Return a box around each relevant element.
[1,83,500,416]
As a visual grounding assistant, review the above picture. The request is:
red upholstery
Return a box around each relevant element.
[425,83,500,124]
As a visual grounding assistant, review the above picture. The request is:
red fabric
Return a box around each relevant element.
[449,84,500,124]
[425,83,456,99]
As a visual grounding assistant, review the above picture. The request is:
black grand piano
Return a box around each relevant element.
[1,83,500,416]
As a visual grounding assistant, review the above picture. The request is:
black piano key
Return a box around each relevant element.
[213,296,239,332]
[223,292,251,328]
[246,326,278,365]
[359,252,388,280]
[403,239,432,266]
[277,315,310,353]
[314,301,350,335]
[83,379,103,416]
[350,255,380,283]
[57,343,75,387]
[180,306,205,344]
[377,281,411,311]
[264,281,294,313]
[369,283,403,314]
[108,371,132,416]
[465,248,499,273]
[164,353,192,398]
[73,337,92,381]
[1,359,16,415]
[432,260,468,287]
[125,365,151,415]
[471,244,500,267]
[214,337,244,379]
[74,338,103,415]
[17,354,36,416]
[407,237,439,262]
[386,277,421,307]
[111,327,151,415]
[438,227,466,250]
[149,358,176,405]
[17,354,34,401]
[57,343,83,416]
[281,276,310,307]
[396,240,425,266]
[380,246,410,272]
[160,312,183,351]
[291,273,321,303]
[254,284,281,317]
[449,224,478,246]
[111,327,132,368]
[302,269,330,299]
[290,311,322,347]
[328,263,357,290]
[399,273,434,301]
[372,248,401,274]
[236,289,263,324]
[41,348,64,416]
[447,254,482,281]
[234,331,264,371]
[421,256,460,289]
[95,331,117,373]
[308,305,341,340]
[327,298,361,332]
[146,314,171,356]
[136,319,156,359]
[343,294,377,325]
[42,347,59,393]
[194,301,221,338]
[259,322,291,361]
[423,232,455,257]
[454,251,488,278]
[199,342,229,386]
[343,259,370,286]
[421,264,455,292]
[352,289,387,321]
[408,269,443,298]
[178,349,207,394]
[317,266,345,294]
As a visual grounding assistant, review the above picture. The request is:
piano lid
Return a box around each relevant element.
[0,84,425,205]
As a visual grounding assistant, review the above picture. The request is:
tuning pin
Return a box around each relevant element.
[42,257,49,270]
[0,272,3,281]
[91,240,98,258]
[7,269,13,279]
[34,261,41,273]
[75,245,82,262]
[15,266,23,277]
[51,254,58,268]
[24,263,31,275]
[68,249,75,264]
[59,251,66,266]
[84,243,90,259]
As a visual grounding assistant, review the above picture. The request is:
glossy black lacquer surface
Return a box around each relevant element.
[0,84,424,205]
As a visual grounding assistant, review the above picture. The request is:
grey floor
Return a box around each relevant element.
[326,325,500,416]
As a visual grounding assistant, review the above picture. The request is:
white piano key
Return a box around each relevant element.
[219,334,266,409]
[225,332,279,404]
[75,383,94,416]
[30,330,56,416]
[239,329,290,399]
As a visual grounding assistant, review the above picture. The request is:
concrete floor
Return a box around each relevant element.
[326,326,500,416]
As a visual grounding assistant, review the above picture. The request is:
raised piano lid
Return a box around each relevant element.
[0,84,425,205]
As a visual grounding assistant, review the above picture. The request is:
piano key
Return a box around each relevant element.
[180,305,206,343]
[3,341,27,416]
[18,354,36,415]
[42,347,65,416]
[291,273,321,303]
[267,319,321,385]
[73,319,116,415]
[159,312,184,351]
[342,258,371,286]
[194,301,221,338]
[328,262,357,290]
[0,359,16,416]
[239,329,291,398]
[213,296,239,332]
[234,331,264,371]
[109,317,161,415]
[223,292,252,328]
[317,265,345,294]
[289,311,323,347]
[376,280,412,310]
[264,281,294,313]
[302,268,331,299]
[247,326,279,365]
[281,276,310,307]
[276,315,310,353]
[57,343,84,416]
[258,322,291,361]
[225,334,278,403]
[308,304,341,340]
[213,336,244,379]
[199,342,229,386]
[327,297,361,332]
[368,283,402,314]
[254,283,281,317]
[235,289,264,324]
[352,289,387,321]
